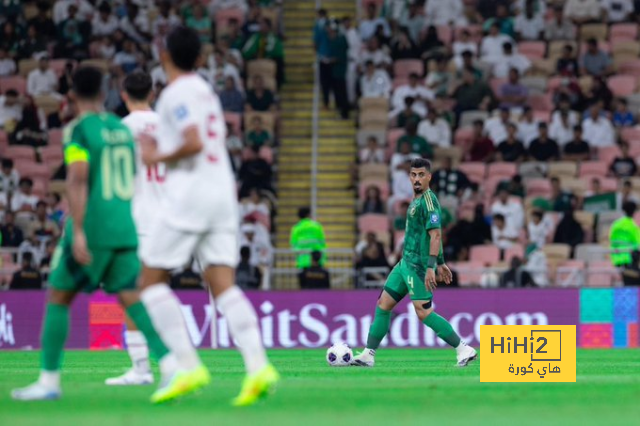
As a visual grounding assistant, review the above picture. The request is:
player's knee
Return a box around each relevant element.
[377,291,397,310]
[48,289,76,306]
[413,300,434,321]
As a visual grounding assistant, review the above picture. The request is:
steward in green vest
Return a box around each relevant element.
[610,201,640,266]
[290,207,326,268]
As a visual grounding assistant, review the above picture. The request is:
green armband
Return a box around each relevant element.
[437,253,445,265]
[427,256,437,269]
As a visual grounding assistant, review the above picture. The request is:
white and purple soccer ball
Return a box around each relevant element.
[326,342,353,367]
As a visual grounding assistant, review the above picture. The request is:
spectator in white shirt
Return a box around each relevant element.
[360,136,386,164]
[239,223,273,268]
[359,3,391,41]
[484,108,511,146]
[492,213,519,250]
[113,39,141,74]
[0,159,20,193]
[491,188,525,232]
[358,37,392,72]
[602,0,634,22]
[480,23,514,64]
[527,210,551,249]
[0,90,22,129]
[150,64,167,88]
[152,1,182,35]
[388,145,417,212]
[545,5,576,41]
[424,0,468,27]
[417,109,451,148]
[492,42,531,79]
[239,188,271,223]
[452,29,478,62]
[514,1,544,40]
[563,0,602,25]
[12,178,39,214]
[389,73,434,119]
[92,2,119,37]
[0,48,16,77]
[53,0,94,24]
[517,107,539,148]
[119,3,150,44]
[360,60,392,98]
[343,16,362,105]
[582,104,615,148]
[27,56,59,99]
[549,109,575,146]
[211,49,243,94]
[551,97,580,128]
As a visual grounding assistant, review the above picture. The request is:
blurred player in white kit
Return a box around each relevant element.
[138,26,279,406]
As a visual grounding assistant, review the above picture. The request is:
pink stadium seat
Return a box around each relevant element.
[579,161,609,178]
[608,75,637,97]
[618,59,640,76]
[586,261,618,287]
[610,23,638,41]
[48,129,63,147]
[0,130,8,149]
[16,162,50,180]
[533,110,550,123]
[519,41,546,59]
[526,178,552,198]
[620,127,640,143]
[487,162,517,180]
[483,176,504,198]
[393,230,405,251]
[556,260,586,286]
[458,162,486,183]
[454,127,474,148]
[224,112,242,136]
[358,213,389,233]
[50,59,75,77]
[4,145,35,162]
[598,146,622,165]
[452,261,484,287]
[393,59,424,78]
[40,145,63,160]
[392,197,411,214]
[528,93,554,112]
[469,245,500,264]
[599,178,618,192]
[0,76,27,95]
[546,76,562,93]
[504,244,524,262]
[386,128,405,152]
[359,179,390,200]
[215,7,246,27]
[579,40,610,55]
[490,78,507,96]
[392,77,409,90]
[259,146,273,164]
[436,25,453,46]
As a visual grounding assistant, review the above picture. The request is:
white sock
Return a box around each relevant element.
[159,353,180,379]
[125,330,150,374]
[39,370,60,389]
[216,286,268,375]
[140,284,201,371]
[456,341,467,353]
[364,348,376,357]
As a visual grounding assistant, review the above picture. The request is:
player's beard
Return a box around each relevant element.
[413,184,423,195]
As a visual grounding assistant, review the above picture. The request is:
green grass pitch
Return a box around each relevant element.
[1,349,639,426]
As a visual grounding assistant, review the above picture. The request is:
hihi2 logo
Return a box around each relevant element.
[480,325,576,382]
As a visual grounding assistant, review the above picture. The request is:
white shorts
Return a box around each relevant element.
[140,219,239,270]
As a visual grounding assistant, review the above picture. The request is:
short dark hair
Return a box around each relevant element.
[472,119,484,127]
[22,252,33,264]
[573,125,582,132]
[410,158,431,171]
[72,66,103,100]
[461,50,473,58]
[623,201,637,217]
[311,250,322,262]
[538,122,547,129]
[5,89,18,97]
[123,71,153,101]
[2,158,14,168]
[240,246,251,258]
[587,37,597,46]
[166,26,202,71]
[19,177,33,187]
[532,210,543,220]
[36,201,47,209]
[298,207,311,219]
[493,213,505,222]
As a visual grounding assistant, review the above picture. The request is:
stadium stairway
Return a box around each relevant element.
[275,0,357,288]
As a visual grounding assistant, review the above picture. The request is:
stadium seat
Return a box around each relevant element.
[359,163,389,180]
[391,76,409,90]
[599,177,618,192]
[483,176,504,198]
[542,244,571,262]
[357,129,386,147]
[620,127,640,143]
[533,110,550,123]
[579,161,609,178]
[224,112,242,136]
[458,162,486,183]
[555,260,585,287]
[40,145,63,165]
[247,75,276,91]
[469,245,500,264]
[612,40,640,57]
[547,162,578,178]
[16,162,51,181]
[453,261,484,287]
[520,76,547,95]
[359,97,389,113]
[80,59,110,73]
[598,145,622,165]
[575,244,609,262]
[504,244,524,262]
[574,210,595,239]
[215,7,246,29]
[525,178,551,198]
[358,178,389,200]
[608,75,637,97]
[436,25,453,46]
[386,128,405,152]
[358,214,389,233]
[598,211,624,237]
[34,95,62,116]
[519,162,547,179]
[487,162,517,180]
[360,110,388,131]
[490,78,507,97]
[17,59,38,77]
[610,23,638,42]
[49,59,75,77]
[454,25,483,43]
[4,145,35,162]
[579,40,611,56]
[393,59,424,78]
[561,178,587,197]
[0,76,27,95]
[258,146,273,164]
[618,59,640,76]
[528,93,554,112]
[548,41,577,59]
[433,146,462,163]
[453,126,474,148]
[586,261,618,287]
[518,41,546,59]
[459,110,489,128]
[247,59,277,79]
[244,111,276,134]
[32,178,49,198]
[580,23,608,40]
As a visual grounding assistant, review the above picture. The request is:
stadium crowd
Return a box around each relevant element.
[0,0,282,290]
[319,0,640,287]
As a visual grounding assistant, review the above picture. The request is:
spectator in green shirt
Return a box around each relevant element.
[610,201,640,267]
[246,116,273,149]
[245,74,276,112]
[243,17,285,87]
[326,21,349,119]
[397,120,433,158]
[396,97,421,128]
[185,4,212,44]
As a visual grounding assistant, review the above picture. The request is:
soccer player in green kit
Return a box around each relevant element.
[12,67,181,401]
[352,158,478,367]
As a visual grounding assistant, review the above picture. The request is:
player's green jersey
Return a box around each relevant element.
[402,189,442,276]
[62,112,138,249]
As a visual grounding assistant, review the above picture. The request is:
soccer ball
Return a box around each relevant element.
[326,342,353,367]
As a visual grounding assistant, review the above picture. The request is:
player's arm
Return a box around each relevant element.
[141,126,203,166]
[65,143,92,265]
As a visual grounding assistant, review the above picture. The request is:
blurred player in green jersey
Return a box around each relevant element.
[11,67,181,401]
[352,158,477,367]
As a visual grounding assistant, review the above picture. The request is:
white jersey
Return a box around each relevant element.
[154,74,238,232]
[122,110,164,237]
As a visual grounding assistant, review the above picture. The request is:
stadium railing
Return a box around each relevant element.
[272,248,355,289]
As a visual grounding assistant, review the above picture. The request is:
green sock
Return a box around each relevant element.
[366,307,391,350]
[125,302,169,361]
[423,313,461,348]
[41,303,69,371]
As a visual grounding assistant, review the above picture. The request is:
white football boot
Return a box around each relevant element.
[105,368,154,386]
[351,348,375,367]
[456,342,478,367]
[12,382,61,401]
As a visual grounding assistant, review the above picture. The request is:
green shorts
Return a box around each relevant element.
[49,239,140,294]
[383,259,433,302]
